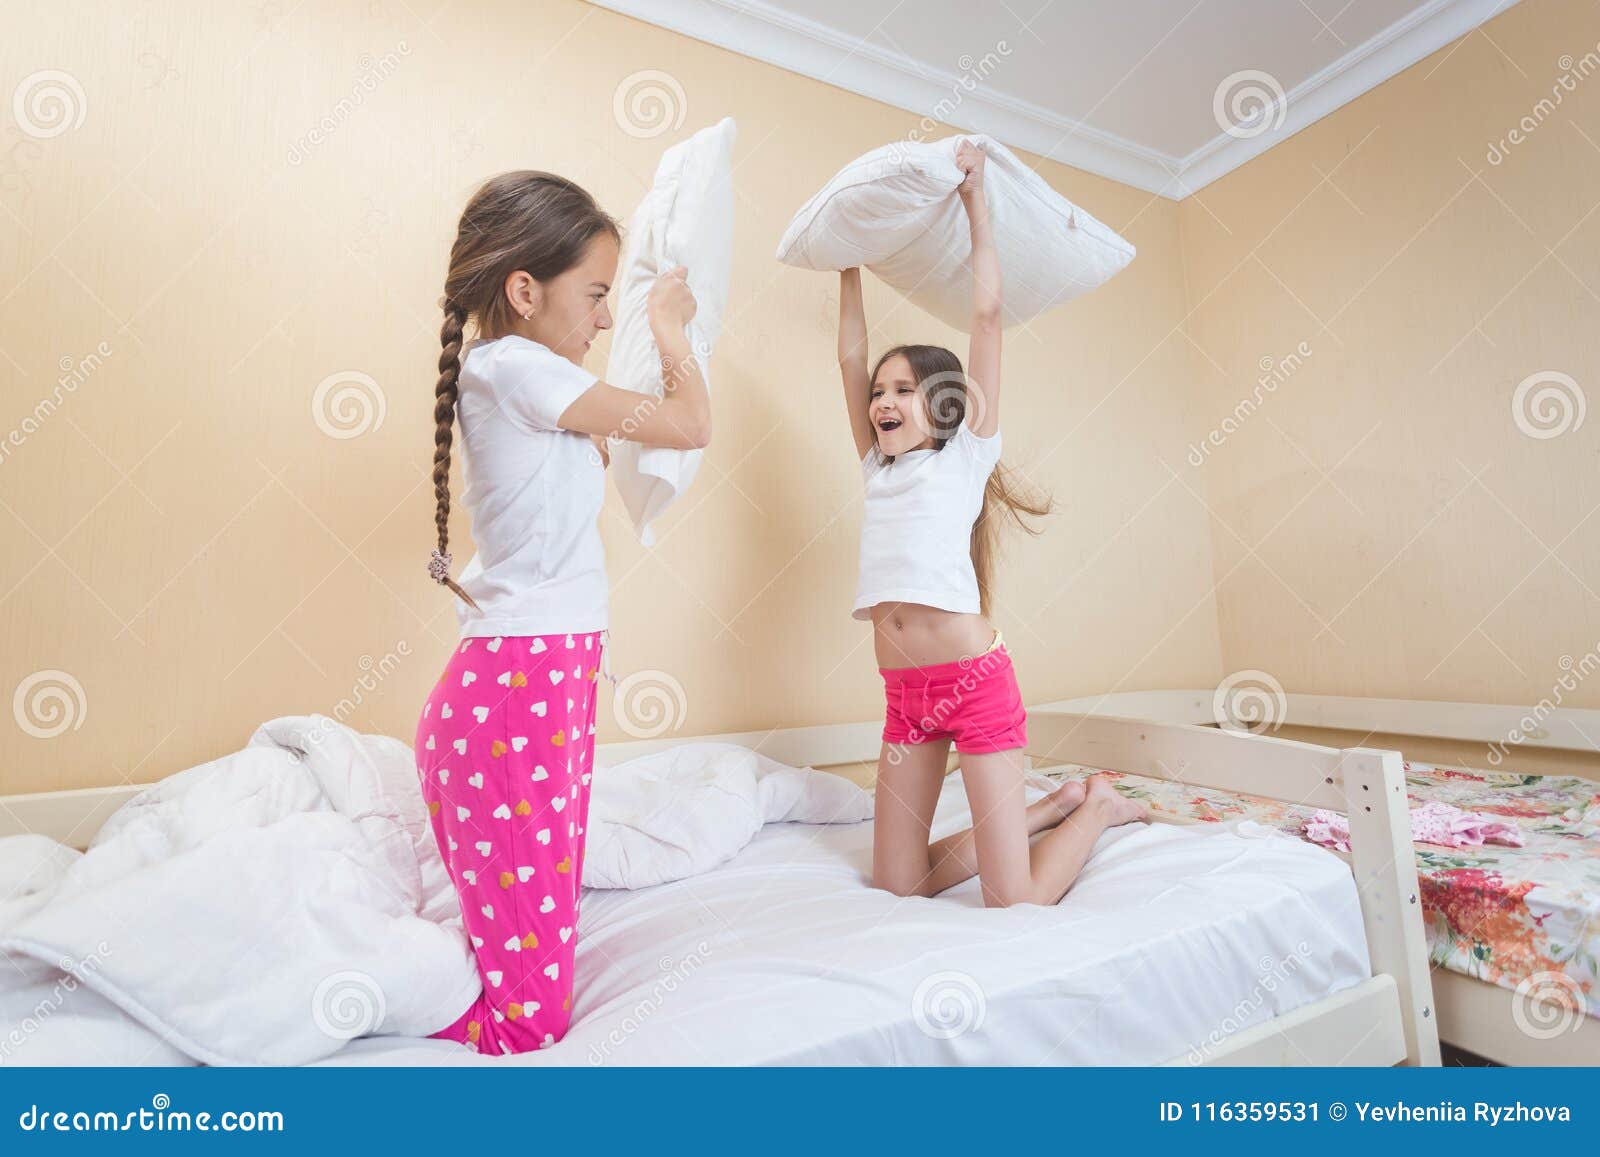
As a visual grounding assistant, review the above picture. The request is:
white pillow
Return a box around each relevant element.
[776,133,1135,329]
[606,117,736,545]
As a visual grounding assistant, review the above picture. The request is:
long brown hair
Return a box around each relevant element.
[429,172,621,609]
[869,344,1053,617]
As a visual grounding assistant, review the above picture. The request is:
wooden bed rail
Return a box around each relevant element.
[1025,708,1441,1067]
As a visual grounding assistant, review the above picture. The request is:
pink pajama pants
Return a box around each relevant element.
[413,631,603,1055]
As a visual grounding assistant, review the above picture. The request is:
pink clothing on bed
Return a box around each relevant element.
[1302,800,1526,853]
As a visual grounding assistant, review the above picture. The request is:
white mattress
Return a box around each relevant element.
[314,773,1372,1067]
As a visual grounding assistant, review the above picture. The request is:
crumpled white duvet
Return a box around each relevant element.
[0,716,870,1066]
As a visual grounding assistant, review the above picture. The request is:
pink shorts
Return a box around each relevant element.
[880,643,1028,754]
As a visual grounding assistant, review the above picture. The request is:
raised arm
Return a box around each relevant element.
[958,140,1001,439]
[556,266,712,450]
[838,267,876,460]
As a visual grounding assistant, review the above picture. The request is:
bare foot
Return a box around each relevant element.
[1084,774,1149,827]
[1036,779,1087,824]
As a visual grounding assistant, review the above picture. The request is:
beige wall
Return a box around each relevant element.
[1178,0,1600,711]
[1,0,1220,794]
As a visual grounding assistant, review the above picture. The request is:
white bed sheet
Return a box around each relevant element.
[315,773,1372,1067]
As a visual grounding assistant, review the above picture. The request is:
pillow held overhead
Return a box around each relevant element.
[776,133,1135,329]
[607,116,736,545]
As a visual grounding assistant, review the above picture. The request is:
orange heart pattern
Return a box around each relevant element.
[413,631,602,1057]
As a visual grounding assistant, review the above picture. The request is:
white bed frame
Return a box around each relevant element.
[3,694,1457,1068]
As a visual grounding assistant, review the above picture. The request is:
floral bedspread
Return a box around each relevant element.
[1042,759,1600,1021]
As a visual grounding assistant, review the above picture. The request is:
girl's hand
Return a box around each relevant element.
[648,265,697,331]
[955,139,986,199]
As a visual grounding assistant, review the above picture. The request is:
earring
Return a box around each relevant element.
[523,309,535,321]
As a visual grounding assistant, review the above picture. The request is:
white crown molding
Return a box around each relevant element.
[586,0,1520,200]
[1169,0,1524,197]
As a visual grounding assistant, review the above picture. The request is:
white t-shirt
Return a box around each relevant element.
[453,335,606,637]
[853,423,1002,620]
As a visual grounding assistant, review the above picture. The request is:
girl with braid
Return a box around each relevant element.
[415,172,708,1055]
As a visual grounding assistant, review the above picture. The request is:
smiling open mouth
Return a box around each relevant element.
[876,417,902,432]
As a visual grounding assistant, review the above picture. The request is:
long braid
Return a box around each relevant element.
[426,171,619,616]
[429,301,482,611]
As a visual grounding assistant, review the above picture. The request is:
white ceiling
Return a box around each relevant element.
[588,0,1520,197]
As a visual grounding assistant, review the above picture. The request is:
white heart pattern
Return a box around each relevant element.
[549,670,564,685]
[437,769,449,785]
[517,866,535,882]
[462,870,477,885]
[565,634,575,648]
[425,734,435,751]
[487,970,503,987]
[511,736,528,752]
[453,739,467,755]
[481,904,494,919]
[461,671,476,687]
[551,796,566,813]
[457,806,471,821]
[535,828,551,845]
[476,840,492,857]
[473,706,489,724]
[487,636,503,652]
[543,962,559,980]
[540,895,556,914]
[531,701,548,717]
[559,926,573,943]
[531,766,549,781]
[468,772,484,789]
[440,703,453,719]
[530,638,547,654]
[492,803,511,820]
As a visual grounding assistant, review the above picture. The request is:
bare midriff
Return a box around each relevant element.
[870,601,995,670]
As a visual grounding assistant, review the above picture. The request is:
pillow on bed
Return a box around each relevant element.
[775,132,1135,329]
[605,116,736,545]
